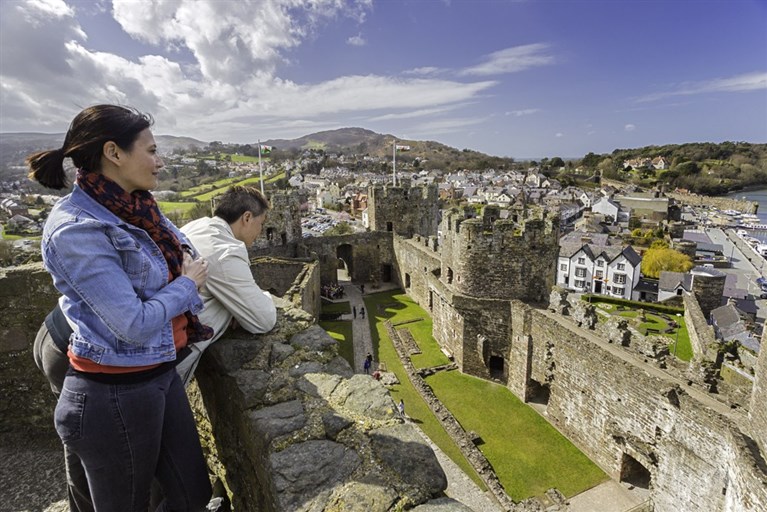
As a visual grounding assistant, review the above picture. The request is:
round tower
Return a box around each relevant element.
[689,266,726,320]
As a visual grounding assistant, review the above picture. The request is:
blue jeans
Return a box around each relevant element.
[55,366,211,512]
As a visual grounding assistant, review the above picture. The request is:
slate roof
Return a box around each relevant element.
[659,271,693,292]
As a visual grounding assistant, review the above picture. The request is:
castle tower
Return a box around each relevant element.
[251,190,303,253]
[689,266,726,320]
[367,184,440,238]
[673,240,697,260]
[439,205,560,304]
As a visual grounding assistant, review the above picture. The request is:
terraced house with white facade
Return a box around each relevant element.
[557,230,642,299]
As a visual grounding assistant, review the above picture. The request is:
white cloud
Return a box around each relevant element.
[407,116,489,136]
[347,33,366,46]
[404,66,446,77]
[637,71,767,102]
[459,43,554,76]
[27,0,74,18]
[368,105,465,122]
[0,0,497,143]
[111,0,374,83]
[505,108,540,117]
[555,132,563,138]
[624,124,636,132]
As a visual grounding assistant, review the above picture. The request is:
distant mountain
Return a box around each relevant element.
[261,127,390,154]
[259,127,517,170]
[0,133,207,180]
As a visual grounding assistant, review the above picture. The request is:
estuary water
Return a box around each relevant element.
[726,187,767,242]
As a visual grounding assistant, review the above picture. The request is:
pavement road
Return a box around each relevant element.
[706,228,767,321]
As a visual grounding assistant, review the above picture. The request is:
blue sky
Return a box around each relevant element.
[1,0,765,159]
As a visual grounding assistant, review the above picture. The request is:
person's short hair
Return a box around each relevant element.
[214,186,270,223]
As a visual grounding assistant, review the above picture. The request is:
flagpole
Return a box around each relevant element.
[258,139,265,195]
[392,139,397,187]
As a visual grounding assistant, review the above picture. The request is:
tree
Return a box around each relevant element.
[581,152,602,169]
[641,247,693,279]
[550,157,565,169]
[323,222,353,236]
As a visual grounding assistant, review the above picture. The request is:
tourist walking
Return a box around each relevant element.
[360,306,366,319]
[28,104,212,511]
[353,305,357,319]
[364,352,373,374]
[398,399,405,418]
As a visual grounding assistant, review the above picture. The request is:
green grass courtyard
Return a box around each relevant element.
[356,290,607,501]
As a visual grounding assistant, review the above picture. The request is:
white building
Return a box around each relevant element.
[557,231,642,300]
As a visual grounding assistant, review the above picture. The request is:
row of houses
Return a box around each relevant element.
[622,156,669,170]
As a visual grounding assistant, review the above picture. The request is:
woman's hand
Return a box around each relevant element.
[182,252,208,288]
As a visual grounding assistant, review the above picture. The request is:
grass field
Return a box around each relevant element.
[157,201,200,215]
[364,290,487,490]
[593,301,693,361]
[319,320,354,368]
[188,172,286,202]
[364,290,607,499]
[321,299,351,316]
[427,370,606,500]
[179,177,242,197]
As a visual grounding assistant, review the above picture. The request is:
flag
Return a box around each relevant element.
[395,144,411,152]
[260,145,273,155]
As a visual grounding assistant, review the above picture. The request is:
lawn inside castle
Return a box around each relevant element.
[585,296,693,362]
[321,290,607,502]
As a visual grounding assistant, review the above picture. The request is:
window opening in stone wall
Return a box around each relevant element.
[619,453,652,489]
[429,291,433,310]
[405,273,411,288]
[382,263,392,282]
[386,222,393,232]
[266,228,274,241]
[528,379,550,406]
[281,232,287,245]
[447,267,454,284]
[488,355,504,380]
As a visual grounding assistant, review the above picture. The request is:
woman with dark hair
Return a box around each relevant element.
[29,104,213,511]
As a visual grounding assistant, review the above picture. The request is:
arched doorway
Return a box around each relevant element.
[337,244,353,282]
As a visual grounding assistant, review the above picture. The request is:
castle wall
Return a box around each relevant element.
[0,264,59,433]
[450,295,512,379]
[750,327,767,454]
[251,191,304,253]
[665,192,758,215]
[517,304,766,512]
[391,235,441,307]
[250,257,321,319]
[368,185,440,238]
[683,292,719,361]
[302,231,394,286]
[439,208,559,304]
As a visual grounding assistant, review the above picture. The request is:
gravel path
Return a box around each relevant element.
[411,423,504,512]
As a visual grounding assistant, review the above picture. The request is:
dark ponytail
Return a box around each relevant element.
[26,104,153,190]
[26,148,68,189]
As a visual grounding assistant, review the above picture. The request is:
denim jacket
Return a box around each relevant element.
[42,185,204,367]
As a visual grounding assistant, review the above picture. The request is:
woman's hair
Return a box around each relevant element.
[214,186,270,223]
[26,104,153,189]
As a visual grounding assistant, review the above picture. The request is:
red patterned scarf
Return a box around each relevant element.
[77,169,213,344]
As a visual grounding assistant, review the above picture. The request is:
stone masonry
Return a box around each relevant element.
[0,261,469,511]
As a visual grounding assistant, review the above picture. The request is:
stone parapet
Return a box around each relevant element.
[0,263,59,433]
[193,311,456,511]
